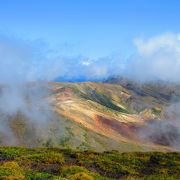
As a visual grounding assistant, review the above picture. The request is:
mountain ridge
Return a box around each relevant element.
[0,79,179,151]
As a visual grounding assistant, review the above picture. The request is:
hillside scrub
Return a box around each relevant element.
[0,147,179,179]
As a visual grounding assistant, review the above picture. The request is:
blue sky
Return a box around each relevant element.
[1,0,180,82]
[0,0,180,59]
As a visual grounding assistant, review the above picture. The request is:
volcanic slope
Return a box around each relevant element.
[50,81,175,151]
[2,81,178,151]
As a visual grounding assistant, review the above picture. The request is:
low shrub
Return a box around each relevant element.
[69,172,93,180]
[25,171,53,180]
[0,161,24,179]
[17,151,64,165]
[0,147,179,179]
[59,165,89,177]
[0,147,26,160]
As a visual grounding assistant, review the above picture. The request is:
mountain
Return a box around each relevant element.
[1,79,180,151]
[105,76,180,103]
[50,80,179,151]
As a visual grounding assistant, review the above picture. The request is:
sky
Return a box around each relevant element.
[0,0,180,58]
[1,0,180,82]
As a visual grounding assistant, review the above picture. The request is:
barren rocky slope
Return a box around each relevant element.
[0,80,179,151]
[50,81,178,151]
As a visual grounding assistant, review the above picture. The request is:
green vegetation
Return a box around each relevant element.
[0,147,179,179]
[0,161,24,179]
[81,91,130,113]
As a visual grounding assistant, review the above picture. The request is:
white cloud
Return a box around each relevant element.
[81,60,91,66]
[134,33,180,56]
[126,33,180,82]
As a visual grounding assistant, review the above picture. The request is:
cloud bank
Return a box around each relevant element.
[2,33,180,84]
[139,102,180,150]
[0,37,63,83]
[53,32,180,83]
[125,33,180,82]
[0,37,62,146]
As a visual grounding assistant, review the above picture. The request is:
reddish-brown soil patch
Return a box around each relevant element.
[95,115,139,139]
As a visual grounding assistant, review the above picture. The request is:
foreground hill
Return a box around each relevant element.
[0,147,179,179]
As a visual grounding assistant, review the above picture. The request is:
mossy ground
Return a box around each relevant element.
[0,147,179,179]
